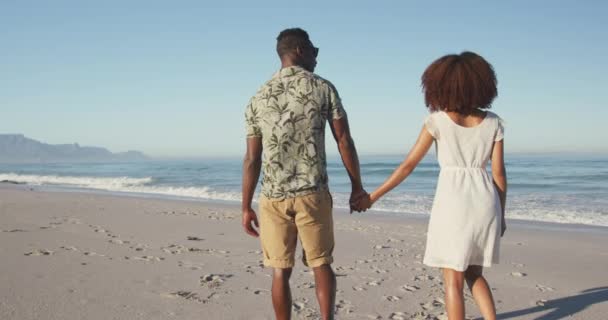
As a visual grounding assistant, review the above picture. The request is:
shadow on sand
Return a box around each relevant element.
[491,286,608,319]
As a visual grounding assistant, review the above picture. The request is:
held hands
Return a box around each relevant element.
[242,207,260,237]
[349,188,372,213]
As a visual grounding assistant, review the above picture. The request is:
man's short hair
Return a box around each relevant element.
[276,28,311,58]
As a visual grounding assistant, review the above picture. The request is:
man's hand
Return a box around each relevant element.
[349,188,369,213]
[242,208,260,237]
[353,193,372,212]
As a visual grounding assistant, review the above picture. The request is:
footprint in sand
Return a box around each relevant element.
[356,259,373,264]
[162,244,187,254]
[292,300,307,312]
[129,244,147,252]
[108,238,130,245]
[292,298,319,318]
[90,225,107,233]
[400,284,420,293]
[374,244,390,250]
[413,298,445,319]
[177,260,204,270]
[366,279,383,286]
[60,246,78,251]
[353,285,366,292]
[187,236,204,241]
[383,295,401,302]
[204,248,230,255]
[164,291,206,303]
[371,266,389,274]
[536,284,555,292]
[163,244,229,256]
[388,312,409,320]
[200,274,233,289]
[84,251,105,257]
[413,274,435,281]
[252,288,269,295]
[3,229,27,232]
[297,282,315,289]
[125,255,163,262]
[335,299,354,314]
[90,225,121,239]
[510,271,527,277]
[207,211,237,220]
[244,262,264,274]
[335,265,355,273]
[435,313,449,320]
[24,249,54,256]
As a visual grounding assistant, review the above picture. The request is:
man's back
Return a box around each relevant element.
[245,65,345,199]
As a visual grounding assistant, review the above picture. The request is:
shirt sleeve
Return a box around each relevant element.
[326,82,346,120]
[424,113,439,139]
[244,100,262,138]
[495,117,505,141]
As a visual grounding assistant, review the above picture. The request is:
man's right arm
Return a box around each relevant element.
[241,137,262,237]
[242,100,263,237]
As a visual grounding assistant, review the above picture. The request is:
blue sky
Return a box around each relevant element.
[2,1,607,157]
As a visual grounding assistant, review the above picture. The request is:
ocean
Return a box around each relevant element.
[1,154,607,227]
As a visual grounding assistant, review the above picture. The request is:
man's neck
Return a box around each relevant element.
[281,59,302,69]
[281,63,297,69]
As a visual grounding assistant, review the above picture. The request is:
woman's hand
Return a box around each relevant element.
[350,193,372,212]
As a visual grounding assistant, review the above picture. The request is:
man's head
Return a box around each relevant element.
[276,28,318,72]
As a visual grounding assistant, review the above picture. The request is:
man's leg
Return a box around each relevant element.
[259,197,297,320]
[272,267,293,320]
[295,191,336,320]
[312,264,336,320]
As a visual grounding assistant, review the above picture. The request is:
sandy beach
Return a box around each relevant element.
[1,184,607,320]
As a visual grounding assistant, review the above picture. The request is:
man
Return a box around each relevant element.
[241,28,366,320]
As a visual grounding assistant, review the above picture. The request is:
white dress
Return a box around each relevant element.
[422,111,504,272]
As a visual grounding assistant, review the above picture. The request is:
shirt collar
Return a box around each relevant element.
[273,65,307,79]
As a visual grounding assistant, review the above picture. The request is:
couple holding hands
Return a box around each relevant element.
[242,28,507,320]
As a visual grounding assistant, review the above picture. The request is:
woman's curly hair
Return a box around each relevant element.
[422,51,497,114]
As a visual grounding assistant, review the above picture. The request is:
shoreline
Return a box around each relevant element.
[2,182,607,235]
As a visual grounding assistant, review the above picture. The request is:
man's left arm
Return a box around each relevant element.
[324,82,367,212]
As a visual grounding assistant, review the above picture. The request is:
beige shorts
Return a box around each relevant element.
[259,191,334,268]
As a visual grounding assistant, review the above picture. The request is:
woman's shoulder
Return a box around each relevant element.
[424,111,445,138]
[426,111,445,120]
[484,110,503,121]
[484,111,505,141]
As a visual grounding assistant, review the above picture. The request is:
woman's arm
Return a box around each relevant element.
[369,126,434,204]
[491,140,508,236]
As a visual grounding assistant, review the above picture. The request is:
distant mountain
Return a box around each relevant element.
[0,134,149,163]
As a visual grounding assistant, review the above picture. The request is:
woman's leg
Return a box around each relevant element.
[442,268,465,320]
[464,265,496,320]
